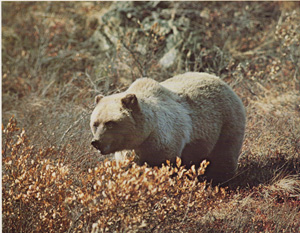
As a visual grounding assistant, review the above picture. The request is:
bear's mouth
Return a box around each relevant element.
[91,140,111,155]
[100,144,111,155]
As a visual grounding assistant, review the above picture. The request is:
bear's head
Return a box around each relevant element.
[90,93,143,155]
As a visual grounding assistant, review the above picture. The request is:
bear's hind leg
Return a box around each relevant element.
[205,132,243,183]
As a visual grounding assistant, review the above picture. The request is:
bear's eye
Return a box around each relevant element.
[93,122,100,128]
[105,121,116,128]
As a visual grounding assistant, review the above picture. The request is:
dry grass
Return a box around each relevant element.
[2,2,300,232]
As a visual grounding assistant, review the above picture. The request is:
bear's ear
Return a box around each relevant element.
[95,94,104,105]
[121,94,139,111]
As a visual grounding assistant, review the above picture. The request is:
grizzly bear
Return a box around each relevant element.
[90,72,246,182]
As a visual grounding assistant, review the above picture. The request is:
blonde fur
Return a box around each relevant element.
[90,72,246,182]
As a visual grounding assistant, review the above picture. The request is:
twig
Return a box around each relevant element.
[59,114,86,145]
[181,191,193,223]
[67,212,83,233]
[229,34,276,59]
[85,69,100,93]
[121,41,145,77]
[181,180,196,223]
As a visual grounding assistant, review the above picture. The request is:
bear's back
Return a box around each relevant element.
[161,72,242,110]
[127,77,180,102]
[160,72,223,97]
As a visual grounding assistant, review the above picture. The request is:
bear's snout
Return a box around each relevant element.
[91,140,111,154]
[91,140,101,150]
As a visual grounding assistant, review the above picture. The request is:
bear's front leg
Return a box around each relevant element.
[135,143,179,167]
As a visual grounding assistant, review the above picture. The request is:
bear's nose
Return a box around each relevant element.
[91,140,101,150]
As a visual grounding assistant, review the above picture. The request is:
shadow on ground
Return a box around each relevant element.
[226,154,299,189]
